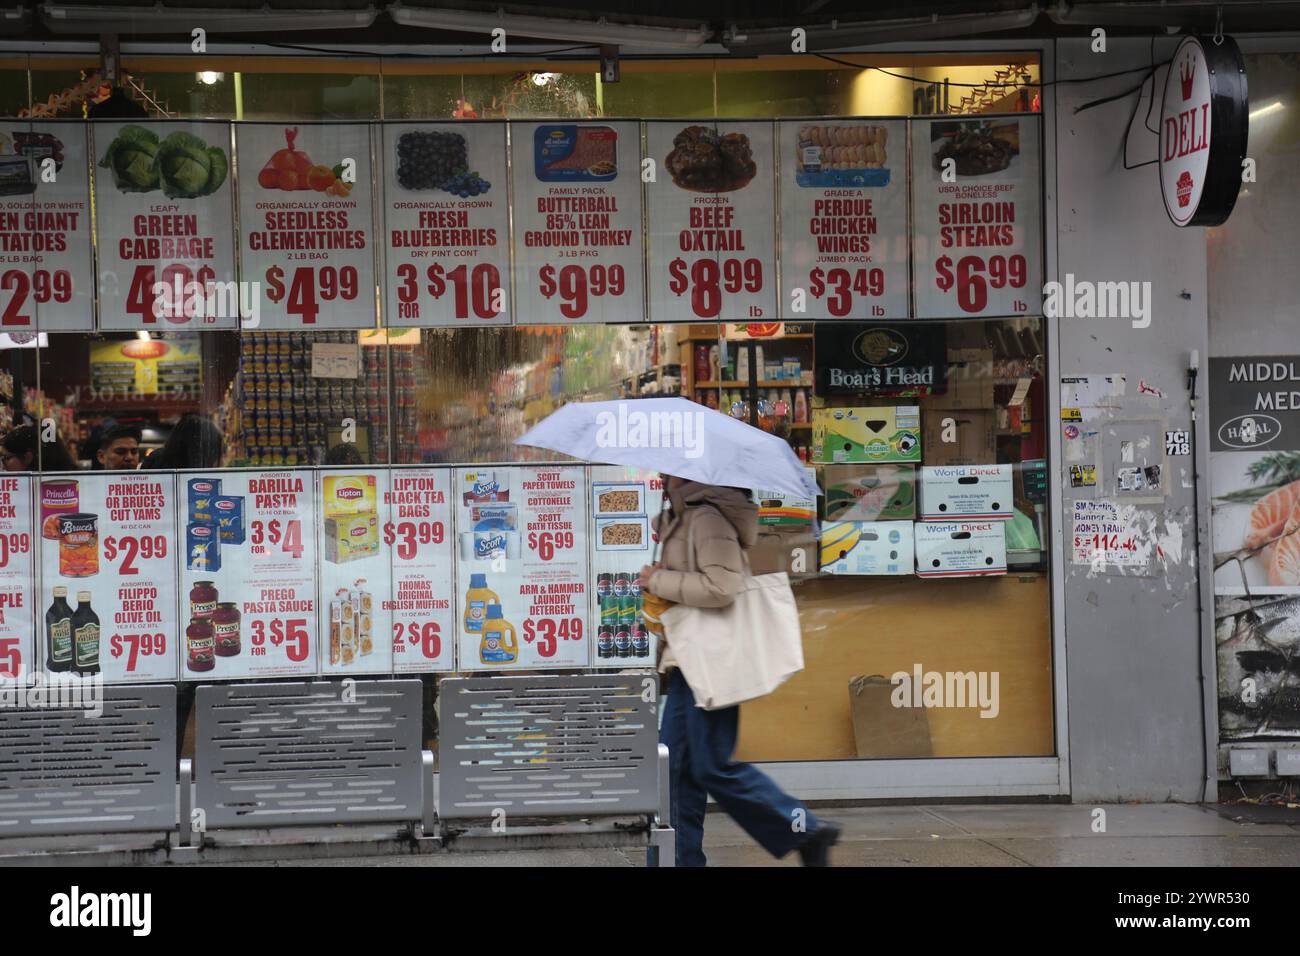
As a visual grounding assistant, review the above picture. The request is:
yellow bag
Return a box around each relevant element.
[639,588,676,638]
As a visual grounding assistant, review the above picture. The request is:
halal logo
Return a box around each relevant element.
[1218,414,1281,449]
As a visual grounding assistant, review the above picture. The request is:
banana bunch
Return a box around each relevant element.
[820,521,864,568]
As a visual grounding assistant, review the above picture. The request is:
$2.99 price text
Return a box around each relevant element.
[523,617,583,658]
[102,534,167,574]
[1,269,73,326]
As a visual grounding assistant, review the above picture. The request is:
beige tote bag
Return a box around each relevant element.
[660,506,805,710]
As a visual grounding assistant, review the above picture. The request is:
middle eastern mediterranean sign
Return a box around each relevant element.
[39,473,180,681]
[237,123,376,329]
[777,119,909,319]
[646,121,777,322]
[382,122,511,327]
[0,120,94,331]
[512,121,645,325]
[911,115,1041,318]
[1209,356,1300,452]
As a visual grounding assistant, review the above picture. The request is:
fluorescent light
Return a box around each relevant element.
[197,71,223,85]
[388,2,711,50]
[1250,101,1284,120]
[40,3,377,33]
[136,330,151,341]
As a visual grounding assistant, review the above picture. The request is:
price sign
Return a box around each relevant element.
[385,469,455,672]
[777,119,909,319]
[454,465,590,670]
[236,122,377,328]
[646,121,776,322]
[383,122,510,327]
[1070,500,1146,568]
[176,470,318,678]
[588,465,663,669]
[0,477,34,680]
[0,120,94,330]
[911,115,1041,319]
[316,470,389,675]
[511,120,644,325]
[37,473,179,681]
[92,121,237,330]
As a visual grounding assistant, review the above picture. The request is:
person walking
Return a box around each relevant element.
[640,473,840,867]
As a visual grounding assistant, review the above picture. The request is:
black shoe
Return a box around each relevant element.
[798,821,841,867]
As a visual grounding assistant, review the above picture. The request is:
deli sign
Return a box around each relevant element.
[1159,35,1248,227]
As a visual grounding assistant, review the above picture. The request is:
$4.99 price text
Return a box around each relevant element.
[522,617,583,658]
[265,265,358,324]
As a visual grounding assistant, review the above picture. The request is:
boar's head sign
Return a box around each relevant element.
[1159,35,1248,227]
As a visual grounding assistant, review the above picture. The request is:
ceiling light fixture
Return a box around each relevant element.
[40,2,377,34]
[388,2,711,50]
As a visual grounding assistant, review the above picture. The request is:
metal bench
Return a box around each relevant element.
[184,679,431,843]
[438,673,674,866]
[0,683,176,838]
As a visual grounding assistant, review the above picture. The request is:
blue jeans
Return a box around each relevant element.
[660,669,819,867]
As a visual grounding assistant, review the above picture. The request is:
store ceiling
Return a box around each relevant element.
[10,1,1300,47]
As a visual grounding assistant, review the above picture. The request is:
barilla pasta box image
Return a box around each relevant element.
[186,522,221,572]
[813,406,921,464]
[462,470,510,505]
[820,520,914,575]
[324,512,379,564]
[919,464,1014,521]
[188,477,221,522]
[823,464,917,522]
[913,521,1007,577]
[213,495,245,544]
[323,474,377,517]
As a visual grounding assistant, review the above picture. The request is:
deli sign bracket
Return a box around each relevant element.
[1159,34,1248,227]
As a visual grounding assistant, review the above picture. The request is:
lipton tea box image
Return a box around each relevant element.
[323,474,378,563]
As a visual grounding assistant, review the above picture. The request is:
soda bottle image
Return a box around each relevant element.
[597,626,614,659]
[71,591,100,675]
[45,587,73,673]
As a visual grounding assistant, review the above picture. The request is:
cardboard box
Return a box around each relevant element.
[753,468,817,526]
[813,405,921,463]
[322,474,377,518]
[921,409,996,466]
[919,464,1014,521]
[324,512,379,564]
[849,676,933,758]
[749,527,817,576]
[823,463,917,521]
[914,521,1007,577]
[820,520,914,575]
[930,348,994,410]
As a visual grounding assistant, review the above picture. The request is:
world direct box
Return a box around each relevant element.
[919,464,1013,521]
[913,521,1007,577]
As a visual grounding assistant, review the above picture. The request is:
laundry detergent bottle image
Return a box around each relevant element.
[479,604,519,665]
[463,573,501,635]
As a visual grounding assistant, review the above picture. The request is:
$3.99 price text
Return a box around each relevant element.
[248,618,309,661]
[265,265,358,324]
[1,268,73,326]
[668,257,764,318]
[392,620,441,659]
[934,254,1027,313]
[395,263,502,321]
[382,520,444,561]
[522,617,583,658]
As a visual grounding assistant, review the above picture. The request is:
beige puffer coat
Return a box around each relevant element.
[646,480,758,673]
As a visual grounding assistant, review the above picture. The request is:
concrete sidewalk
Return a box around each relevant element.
[6,802,1298,866]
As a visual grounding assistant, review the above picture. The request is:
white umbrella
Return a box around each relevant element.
[515,397,820,500]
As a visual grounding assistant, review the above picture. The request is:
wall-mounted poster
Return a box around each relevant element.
[911,115,1042,319]
[382,122,510,327]
[512,120,645,325]
[778,119,909,319]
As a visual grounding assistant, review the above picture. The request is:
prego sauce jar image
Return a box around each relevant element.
[190,580,218,619]
[187,618,215,672]
[213,602,241,657]
[58,513,99,577]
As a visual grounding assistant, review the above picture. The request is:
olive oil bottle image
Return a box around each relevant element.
[72,591,100,675]
[45,586,74,672]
